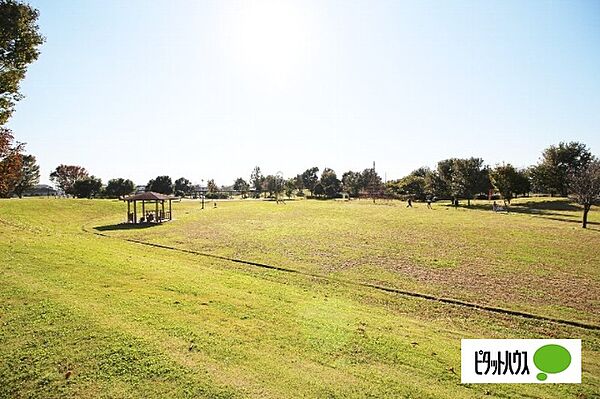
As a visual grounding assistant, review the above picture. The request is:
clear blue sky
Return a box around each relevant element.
[8,0,600,186]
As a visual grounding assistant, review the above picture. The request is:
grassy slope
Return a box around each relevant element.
[0,198,597,398]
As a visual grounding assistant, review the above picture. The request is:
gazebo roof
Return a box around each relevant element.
[122,191,176,201]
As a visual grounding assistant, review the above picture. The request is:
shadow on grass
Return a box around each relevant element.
[512,199,581,211]
[94,223,159,231]
[539,216,599,227]
[443,199,599,230]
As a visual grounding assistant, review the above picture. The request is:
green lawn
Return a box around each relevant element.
[0,198,598,398]
[103,197,600,325]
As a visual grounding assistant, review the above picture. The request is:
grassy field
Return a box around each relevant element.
[103,197,600,325]
[0,197,599,398]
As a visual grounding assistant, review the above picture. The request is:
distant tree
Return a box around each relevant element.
[273,174,285,202]
[207,179,217,193]
[50,164,88,196]
[437,158,457,187]
[389,167,436,200]
[72,176,102,198]
[360,168,384,201]
[530,142,593,196]
[0,0,45,125]
[529,164,552,194]
[301,167,319,196]
[410,166,430,178]
[423,170,446,198]
[174,177,192,197]
[568,160,600,228]
[104,178,134,198]
[394,174,427,200]
[450,158,489,206]
[313,181,325,197]
[284,178,296,199]
[436,158,456,199]
[233,177,250,198]
[293,174,304,195]
[250,166,264,197]
[384,180,399,197]
[490,164,519,205]
[0,127,24,197]
[513,168,531,197]
[261,176,271,197]
[341,171,362,197]
[263,175,284,199]
[147,175,173,194]
[13,154,39,198]
[319,168,341,198]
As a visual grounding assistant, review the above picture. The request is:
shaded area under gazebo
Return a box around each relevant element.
[122,192,176,224]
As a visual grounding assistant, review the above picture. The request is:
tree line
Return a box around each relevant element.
[4,140,600,202]
[0,1,598,228]
[228,142,596,203]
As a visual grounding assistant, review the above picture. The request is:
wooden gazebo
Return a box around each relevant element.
[122,192,176,224]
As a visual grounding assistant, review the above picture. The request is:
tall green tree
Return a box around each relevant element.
[423,170,446,198]
[301,167,319,196]
[0,126,23,197]
[104,178,134,198]
[319,168,340,198]
[449,158,489,205]
[513,168,531,197]
[50,164,88,196]
[206,179,217,194]
[263,175,284,198]
[293,174,304,194]
[13,153,38,197]
[174,177,192,197]
[147,175,173,194]
[233,177,250,198]
[284,178,296,199]
[273,174,285,201]
[250,166,264,197]
[392,174,427,200]
[490,163,519,204]
[396,167,437,200]
[0,0,45,125]
[436,158,456,199]
[360,168,383,201]
[530,142,593,196]
[341,171,362,197]
[313,181,325,197]
[410,167,430,177]
[72,176,102,199]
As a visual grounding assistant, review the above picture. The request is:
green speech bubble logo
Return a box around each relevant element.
[533,344,571,381]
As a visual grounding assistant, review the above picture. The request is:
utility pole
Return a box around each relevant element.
[372,161,376,204]
[201,179,205,210]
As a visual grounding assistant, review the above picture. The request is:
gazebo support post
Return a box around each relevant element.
[169,200,172,220]
[134,200,137,224]
[161,200,165,223]
[142,200,145,221]
[155,201,159,223]
[127,201,131,223]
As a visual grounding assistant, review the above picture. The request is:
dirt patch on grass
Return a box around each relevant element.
[380,261,599,319]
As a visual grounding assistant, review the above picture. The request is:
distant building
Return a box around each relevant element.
[23,184,59,197]
[134,185,147,193]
